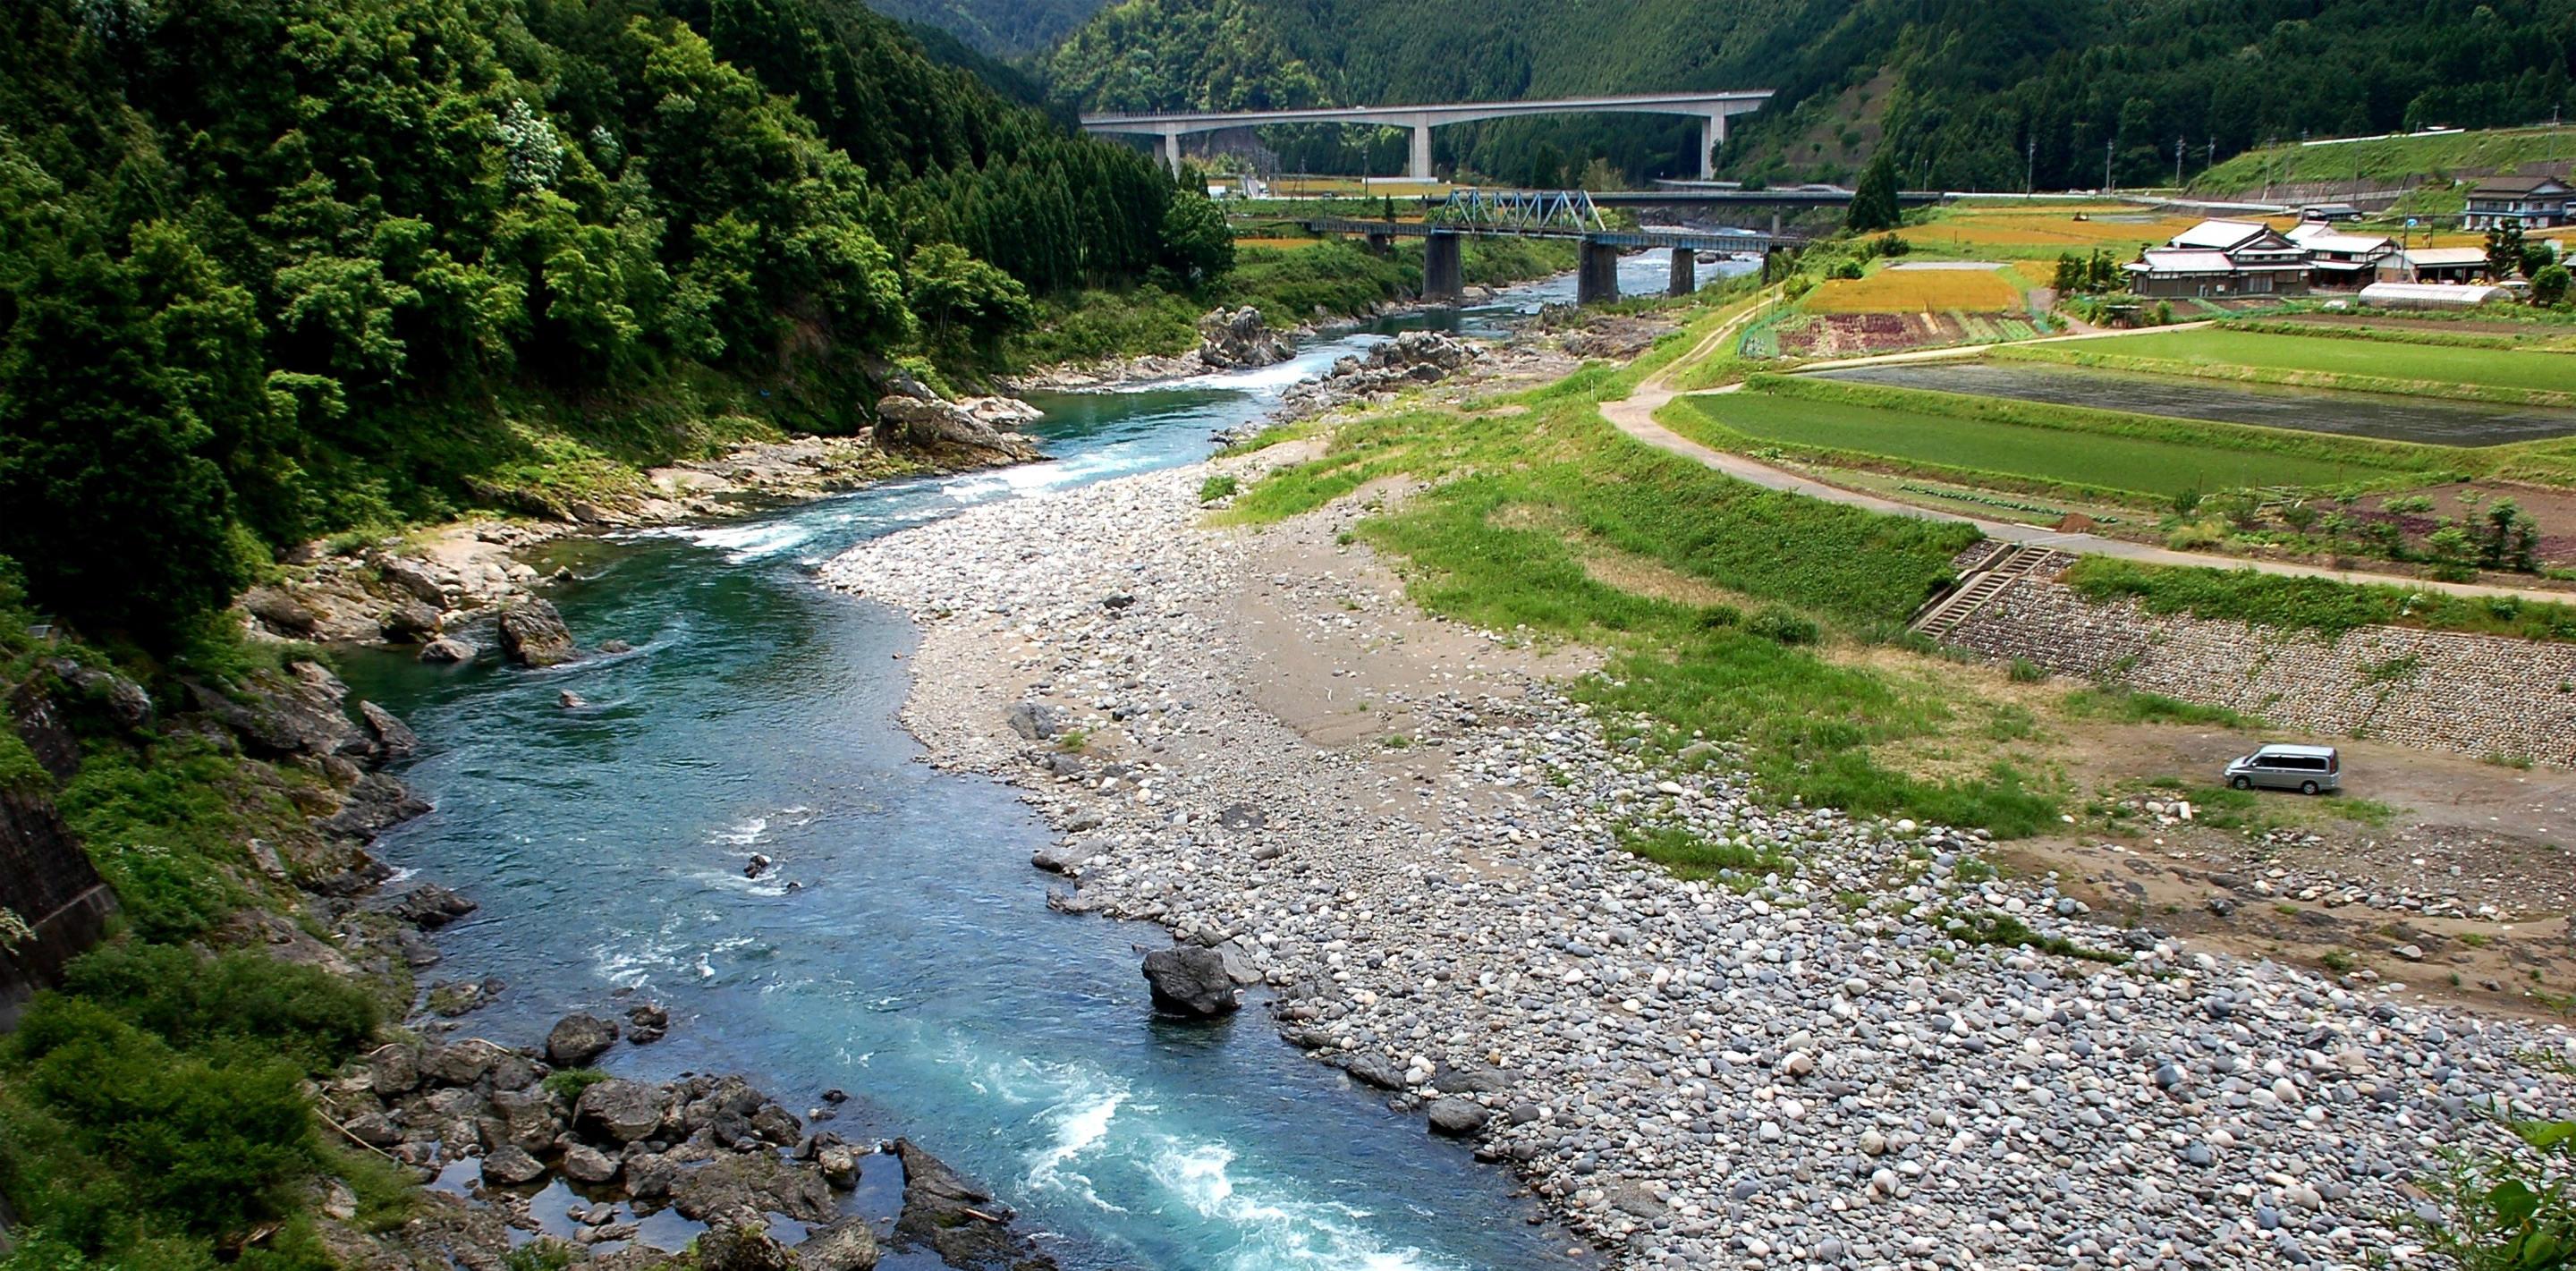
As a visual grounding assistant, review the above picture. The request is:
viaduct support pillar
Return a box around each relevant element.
[1577,238,1621,306]
[1422,232,1463,302]
[1700,112,1727,180]
[1159,128,1182,177]
[1408,122,1434,182]
[1770,209,1782,237]
[1668,247,1696,297]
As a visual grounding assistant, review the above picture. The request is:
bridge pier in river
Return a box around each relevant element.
[1667,248,1695,297]
[1422,232,1463,301]
[1577,238,1622,305]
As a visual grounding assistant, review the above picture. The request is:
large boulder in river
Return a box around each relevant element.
[1196,307,1289,369]
[575,1077,668,1143]
[547,1013,620,1066]
[496,599,578,666]
[875,393,1037,457]
[1140,945,1239,1016]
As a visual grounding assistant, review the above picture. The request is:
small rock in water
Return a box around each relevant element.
[598,639,634,654]
[559,689,588,709]
[547,1013,621,1066]
[419,635,476,664]
[624,1002,670,1044]
[745,853,774,879]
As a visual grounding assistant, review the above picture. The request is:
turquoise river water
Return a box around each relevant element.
[338,253,1726,1271]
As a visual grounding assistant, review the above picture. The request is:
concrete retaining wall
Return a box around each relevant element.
[0,787,116,1030]
[1942,578,2576,768]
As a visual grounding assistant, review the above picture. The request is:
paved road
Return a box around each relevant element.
[1599,304,2574,606]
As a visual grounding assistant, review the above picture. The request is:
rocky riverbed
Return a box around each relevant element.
[823,451,2576,1269]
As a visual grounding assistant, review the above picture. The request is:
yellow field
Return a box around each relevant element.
[1899,210,2199,256]
[1806,269,2025,313]
[2007,258,2062,287]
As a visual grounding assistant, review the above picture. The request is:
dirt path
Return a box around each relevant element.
[1603,321,2576,605]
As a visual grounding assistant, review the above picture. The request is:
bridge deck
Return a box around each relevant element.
[1307,217,1784,254]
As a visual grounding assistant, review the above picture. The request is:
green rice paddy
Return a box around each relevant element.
[1665,389,2390,498]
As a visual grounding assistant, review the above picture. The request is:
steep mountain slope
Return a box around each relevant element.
[1044,0,2576,188]
[863,0,1109,55]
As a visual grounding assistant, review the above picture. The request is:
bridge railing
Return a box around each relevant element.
[1425,189,1606,233]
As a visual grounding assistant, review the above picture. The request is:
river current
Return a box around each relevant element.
[339,253,1724,1271]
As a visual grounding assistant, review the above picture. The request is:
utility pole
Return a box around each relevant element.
[2175,134,2184,187]
[2027,135,2036,195]
[2105,139,2114,192]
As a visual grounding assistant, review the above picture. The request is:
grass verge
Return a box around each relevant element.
[1227,392,2063,836]
[2064,556,2576,643]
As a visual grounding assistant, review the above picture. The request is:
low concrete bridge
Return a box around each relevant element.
[1081,91,1775,180]
[1309,190,1793,306]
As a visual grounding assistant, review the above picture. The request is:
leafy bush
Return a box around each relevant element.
[1747,605,1820,645]
[2416,1120,2574,1271]
[6,996,322,1244]
[1198,474,1240,503]
[2006,657,2045,683]
[58,945,379,1075]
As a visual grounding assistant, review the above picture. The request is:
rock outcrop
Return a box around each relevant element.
[1195,307,1290,369]
[1276,330,1482,419]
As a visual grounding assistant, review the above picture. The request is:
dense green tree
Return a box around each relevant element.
[904,241,1032,355]
[2487,223,2529,281]
[2534,262,2572,306]
[0,216,258,647]
[1158,187,1236,284]
[1846,153,1901,232]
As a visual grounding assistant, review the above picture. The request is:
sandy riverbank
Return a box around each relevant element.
[821,433,2575,1268]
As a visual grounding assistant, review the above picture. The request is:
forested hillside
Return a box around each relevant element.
[865,0,1107,55]
[1044,0,2576,189]
[0,0,1218,648]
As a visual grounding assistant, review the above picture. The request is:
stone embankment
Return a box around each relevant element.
[1941,576,2576,769]
[824,459,2574,1269]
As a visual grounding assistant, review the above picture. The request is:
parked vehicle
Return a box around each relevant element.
[2223,743,2341,794]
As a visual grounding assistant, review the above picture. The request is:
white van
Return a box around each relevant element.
[2223,744,2341,794]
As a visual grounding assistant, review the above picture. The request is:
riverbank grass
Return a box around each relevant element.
[1227,395,2063,836]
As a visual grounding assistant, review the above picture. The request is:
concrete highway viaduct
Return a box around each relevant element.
[1079,91,1775,181]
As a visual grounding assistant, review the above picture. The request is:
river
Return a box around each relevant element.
[336,252,1726,1271]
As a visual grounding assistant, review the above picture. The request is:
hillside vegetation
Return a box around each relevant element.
[0,0,1227,650]
[1042,0,2576,191]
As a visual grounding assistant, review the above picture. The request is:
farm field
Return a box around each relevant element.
[1896,207,2199,258]
[1804,267,2023,313]
[1664,388,2396,498]
[2079,328,2576,394]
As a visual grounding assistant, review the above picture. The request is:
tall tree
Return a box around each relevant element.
[1846,153,1901,233]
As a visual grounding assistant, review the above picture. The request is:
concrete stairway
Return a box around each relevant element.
[1909,544,2071,640]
